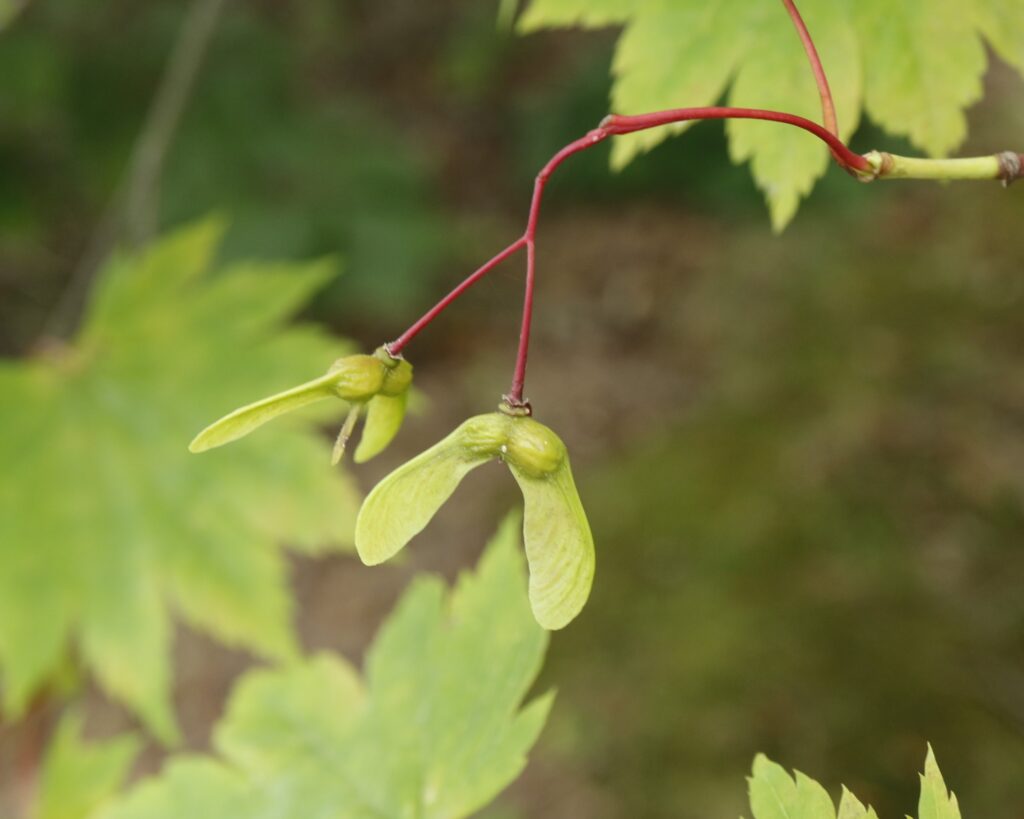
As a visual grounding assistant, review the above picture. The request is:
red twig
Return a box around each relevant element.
[601,107,869,172]
[387,237,526,355]
[387,107,870,400]
[780,0,839,136]
[506,128,608,406]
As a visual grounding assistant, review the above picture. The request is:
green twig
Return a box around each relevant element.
[861,150,1023,184]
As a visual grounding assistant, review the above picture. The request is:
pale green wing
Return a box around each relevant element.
[189,373,339,453]
[354,392,408,464]
[508,459,595,630]
[355,424,492,565]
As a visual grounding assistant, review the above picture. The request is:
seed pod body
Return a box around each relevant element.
[329,355,385,401]
[377,352,413,397]
[505,416,566,478]
[458,413,511,458]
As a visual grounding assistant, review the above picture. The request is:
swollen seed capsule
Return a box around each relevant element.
[329,355,386,401]
[379,357,413,397]
[458,413,512,458]
[505,416,565,478]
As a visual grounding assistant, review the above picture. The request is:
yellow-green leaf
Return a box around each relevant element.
[98,519,551,819]
[608,0,751,169]
[520,0,1022,226]
[855,0,986,157]
[748,754,836,819]
[36,713,140,819]
[973,0,1024,74]
[518,0,636,30]
[837,786,879,819]
[0,218,360,740]
[918,745,962,819]
[509,459,595,629]
[726,0,860,230]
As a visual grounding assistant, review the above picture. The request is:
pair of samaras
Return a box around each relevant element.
[191,353,594,629]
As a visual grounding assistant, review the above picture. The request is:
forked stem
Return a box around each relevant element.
[387,104,1019,405]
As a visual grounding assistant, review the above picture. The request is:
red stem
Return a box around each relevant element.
[387,107,871,399]
[602,107,869,172]
[387,237,526,355]
[780,0,839,136]
[506,128,608,406]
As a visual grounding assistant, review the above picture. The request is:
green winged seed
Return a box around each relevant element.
[355,411,595,629]
[355,415,500,565]
[508,457,594,630]
[188,371,341,453]
[189,350,412,459]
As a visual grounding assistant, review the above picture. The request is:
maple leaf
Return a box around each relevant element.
[0,218,360,741]
[35,712,141,819]
[95,516,552,819]
[518,0,1023,229]
[746,747,964,819]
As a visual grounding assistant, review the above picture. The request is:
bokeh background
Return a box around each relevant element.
[3,1,1024,817]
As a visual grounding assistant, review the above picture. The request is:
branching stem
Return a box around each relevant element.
[386,107,869,402]
[386,100,1020,403]
[387,237,526,355]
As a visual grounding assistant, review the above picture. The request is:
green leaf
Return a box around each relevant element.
[726,0,860,230]
[855,0,986,157]
[602,0,751,170]
[748,754,836,819]
[354,415,499,565]
[509,459,595,629]
[837,787,879,819]
[0,219,361,741]
[354,391,408,463]
[918,745,961,819]
[97,759,254,819]
[214,654,364,775]
[0,0,24,30]
[520,0,1022,225]
[518,0,636,29]
[973,0,1024,74]
[98,518,551,819]
[35,713,140,819]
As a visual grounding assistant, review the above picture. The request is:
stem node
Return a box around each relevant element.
[997,151,1022,187]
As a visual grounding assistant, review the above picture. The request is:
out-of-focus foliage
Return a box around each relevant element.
[0,220,360,741]
[96,516,551,819]
[517,0,1024,228]
[0,0,447,348]
[748,746,959,819]
[0,0,24,30]
[35,713,140,819]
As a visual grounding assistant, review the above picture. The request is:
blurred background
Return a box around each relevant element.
[2,0,1024,816]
